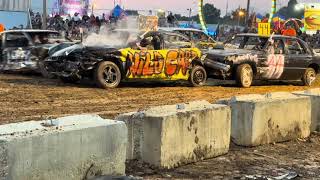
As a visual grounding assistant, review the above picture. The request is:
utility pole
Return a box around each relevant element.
[42,0,47,29]
[225,0,229,17]
[187,8,192,25]
[246,0,250,24]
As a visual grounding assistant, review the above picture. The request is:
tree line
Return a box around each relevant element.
[174,0,304,25]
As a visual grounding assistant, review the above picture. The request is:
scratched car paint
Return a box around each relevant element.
[0,30,74,73]
[44,30,207,88]
[203,33,320,87]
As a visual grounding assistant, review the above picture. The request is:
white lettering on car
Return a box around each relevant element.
[263,54,285,79]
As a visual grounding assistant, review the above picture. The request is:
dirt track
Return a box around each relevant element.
[1,73,320,125]
[1,73,320,179]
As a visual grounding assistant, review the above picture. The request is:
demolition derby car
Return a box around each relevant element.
[44,30,207,88]
[160,28,223,49]
[203,33,320,87]
[0,30,73,74]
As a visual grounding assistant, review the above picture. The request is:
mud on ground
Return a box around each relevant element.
[0,74,320,179]
[0,74,320,125]
[127,133,320,179]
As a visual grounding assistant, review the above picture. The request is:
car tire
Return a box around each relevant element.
[60,75,81,83]
[189,65,207,87]
[302,68,316,86]
[39,58,55,79]
[94,61,121,89]
[236,64,253,88]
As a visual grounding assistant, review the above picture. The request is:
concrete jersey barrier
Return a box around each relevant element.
[293,88,320,132]
[219,92,311,147]
[0,115,127,180]
[117,100,231,169]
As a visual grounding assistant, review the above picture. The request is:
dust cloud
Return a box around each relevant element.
[82,17,140,47]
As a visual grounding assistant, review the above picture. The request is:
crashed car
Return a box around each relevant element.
[204,33,320,87]
[0,29,73,76]
[44,30,207,88]
[160,28,223,49]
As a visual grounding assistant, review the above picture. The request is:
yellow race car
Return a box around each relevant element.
[44,30,208,88]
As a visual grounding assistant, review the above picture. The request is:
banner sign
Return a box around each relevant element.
[304,4,320,31]
[0,0,31,12]
[59,0,89,15]
[258,23,271,37]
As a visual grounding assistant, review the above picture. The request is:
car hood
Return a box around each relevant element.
[206,48,255,57]
[205,48,260,63]
[52,44,83,57]
[48,42,76,56]
[51,44,121,58]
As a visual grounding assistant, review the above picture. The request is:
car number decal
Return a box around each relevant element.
[264,54,285,79]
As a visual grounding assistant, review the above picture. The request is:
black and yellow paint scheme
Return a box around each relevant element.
[45,31,208,88]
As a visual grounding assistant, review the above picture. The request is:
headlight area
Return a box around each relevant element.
[45,56,79,74]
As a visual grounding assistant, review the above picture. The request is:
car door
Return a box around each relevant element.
[125,33,198,81]
[258,38,287,80]
[124,32,168,80]
[282,38,313,80]
[163,33,200,80]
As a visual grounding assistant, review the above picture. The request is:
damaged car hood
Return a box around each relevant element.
[205,48,261,62]
[206,48,256,57]
[51,43,122,58]
[52,44,83,57]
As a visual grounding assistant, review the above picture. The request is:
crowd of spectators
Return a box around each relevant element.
[29,11,122,39]
[8,10,320,50]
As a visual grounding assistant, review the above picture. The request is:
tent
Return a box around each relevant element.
[112,5,125,18]
[256,13,264,23]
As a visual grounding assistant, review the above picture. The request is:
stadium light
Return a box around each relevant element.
[295,3,305,11]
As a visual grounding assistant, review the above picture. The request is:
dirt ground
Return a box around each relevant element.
[0,73,320,124]
[126,133,320,179]
[0,73,320,179]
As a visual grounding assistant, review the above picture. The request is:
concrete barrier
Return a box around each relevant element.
[0,115,127,180]
[219,92,311,147]
[116,101,231,169]
[293,88,320,132]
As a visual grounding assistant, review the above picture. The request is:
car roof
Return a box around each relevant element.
[236,33,298,39]
[0,29,59,35]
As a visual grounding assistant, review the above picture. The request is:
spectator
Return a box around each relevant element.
[167,12,175,27]
[72,12,81,23]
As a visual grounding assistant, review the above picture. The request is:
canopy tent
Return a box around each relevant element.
[272,13,286,23]
[256,14,264,23]
[111,4,125,17]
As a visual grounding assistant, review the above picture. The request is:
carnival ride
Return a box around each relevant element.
[198,0,208,34]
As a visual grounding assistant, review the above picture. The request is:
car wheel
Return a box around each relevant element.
[39,58,55,79]
[302,68,316,86]
[236,64,253,88]
[94,61,121,89]
[189,65,207,87]
[60,75,81,83]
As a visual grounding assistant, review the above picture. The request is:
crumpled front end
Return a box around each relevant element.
[45,55,83,78]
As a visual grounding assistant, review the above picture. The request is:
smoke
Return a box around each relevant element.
[82,16,140,47]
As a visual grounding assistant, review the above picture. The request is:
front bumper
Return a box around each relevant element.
[45,57,81,77]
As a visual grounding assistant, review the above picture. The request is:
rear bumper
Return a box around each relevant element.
[0,61,39,71]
